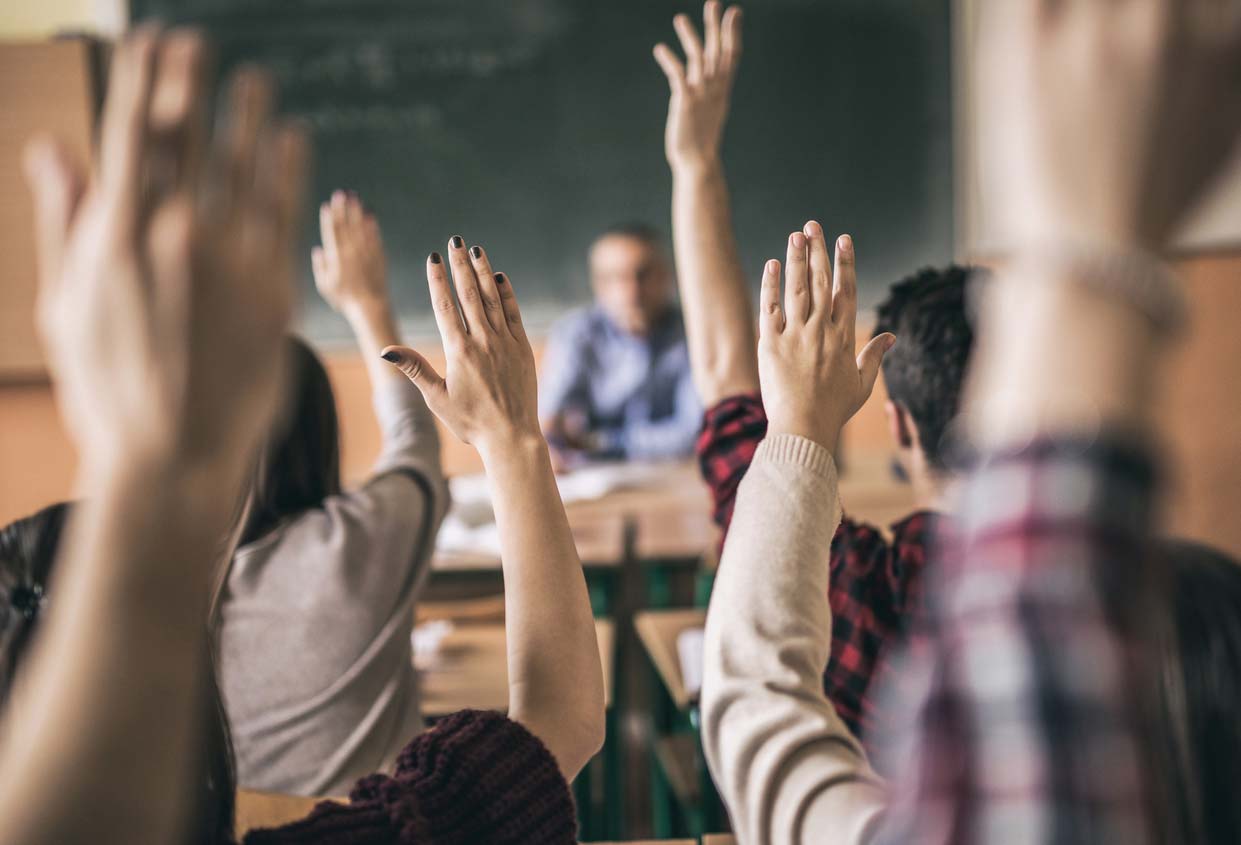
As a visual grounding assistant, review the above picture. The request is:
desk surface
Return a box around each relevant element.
[634,608,707,711]
[432,453,917,574]
[702,836,738,845]
[422,619,615,717]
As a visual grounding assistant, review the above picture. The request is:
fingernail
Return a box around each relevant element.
[450,236,464,249]
[429,252,441,264]
[791,232,806,249]
[838,234,853,254]
[495,272,507,284]
[885,334,897,350]
[804,220,821,236]
[381,350,400,363]
[470,245,482,259]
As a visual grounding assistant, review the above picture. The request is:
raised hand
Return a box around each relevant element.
[758,222,895,450]
[380,239,539,459]
[25,29,307,474]
[382,238,605,780]
[654,1,743,170]
[5,27,308,845]
[981,0,1241,249]
[311,190,390,317]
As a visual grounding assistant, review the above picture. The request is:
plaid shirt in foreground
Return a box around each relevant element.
[696,393,933,751]
[876,439,1156,844]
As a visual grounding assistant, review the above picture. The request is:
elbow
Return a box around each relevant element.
[583,699,606,758]
[693,359,759,407]
[566,684,607,774]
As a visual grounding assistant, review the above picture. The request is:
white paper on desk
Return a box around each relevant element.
[436,463,675,556]
[554,462,673,503]
[435,514,501,556]
[677,626,705,698]
[412,619,455,670]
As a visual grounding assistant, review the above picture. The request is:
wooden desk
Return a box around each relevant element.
[702,835,738,845]
[235,790,343,836]
[421,619,615,717]
[564,462,715,563]
[634,608,706,711]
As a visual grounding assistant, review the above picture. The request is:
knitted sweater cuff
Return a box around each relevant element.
[755,433,838,480]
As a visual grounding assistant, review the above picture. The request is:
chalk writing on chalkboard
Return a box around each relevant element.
[130,0,953,343]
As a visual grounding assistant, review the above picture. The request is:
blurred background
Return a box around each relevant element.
[125,0,954,340]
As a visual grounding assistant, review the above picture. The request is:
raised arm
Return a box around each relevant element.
[702,222,894,845]
[381,240,605,781]
[881,3,1241,841]
[1,31,304,845]
[655,2,758,404]
[311,191,406,391]
[310,191,441,486]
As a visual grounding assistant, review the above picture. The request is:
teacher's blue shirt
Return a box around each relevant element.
[538,305,701,461]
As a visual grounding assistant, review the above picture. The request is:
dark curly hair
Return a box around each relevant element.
[872,265,986,470]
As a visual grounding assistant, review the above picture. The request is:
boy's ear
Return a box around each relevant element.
[885,400,913,450]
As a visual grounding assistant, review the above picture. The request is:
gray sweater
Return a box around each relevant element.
[218,379,447,796]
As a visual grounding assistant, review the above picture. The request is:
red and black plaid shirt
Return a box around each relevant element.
[696,393,934,750]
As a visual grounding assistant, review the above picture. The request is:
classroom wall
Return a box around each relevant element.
[0,0,124,38]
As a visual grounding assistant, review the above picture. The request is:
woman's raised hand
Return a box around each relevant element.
[24,28,307,477]
[381,238,540,460]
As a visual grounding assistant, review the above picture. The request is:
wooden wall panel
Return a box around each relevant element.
[0,40,97,377]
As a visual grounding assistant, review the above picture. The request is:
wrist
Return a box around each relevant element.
[477,430,550,472]
[82,450,247,529]
[670,153,723,180]
[765,416,841,456]
[341,296,394,326]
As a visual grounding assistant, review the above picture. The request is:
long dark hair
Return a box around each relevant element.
[1154,539,1241,844]
[0,503,236,845]
[237,336,342,548]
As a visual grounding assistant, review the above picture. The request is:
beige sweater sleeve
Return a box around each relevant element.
[701,434,888,845]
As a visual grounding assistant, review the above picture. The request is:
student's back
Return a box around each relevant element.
[218,200,448,796]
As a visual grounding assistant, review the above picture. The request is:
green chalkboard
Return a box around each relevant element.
[130,0,952,342]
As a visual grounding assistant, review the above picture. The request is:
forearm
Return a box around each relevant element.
[702,434,885,845]
[0,459,239,845]
[481,438,605,780]
[671,160,759,404]
[344,299,407,391]
[966,265,1162,448]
